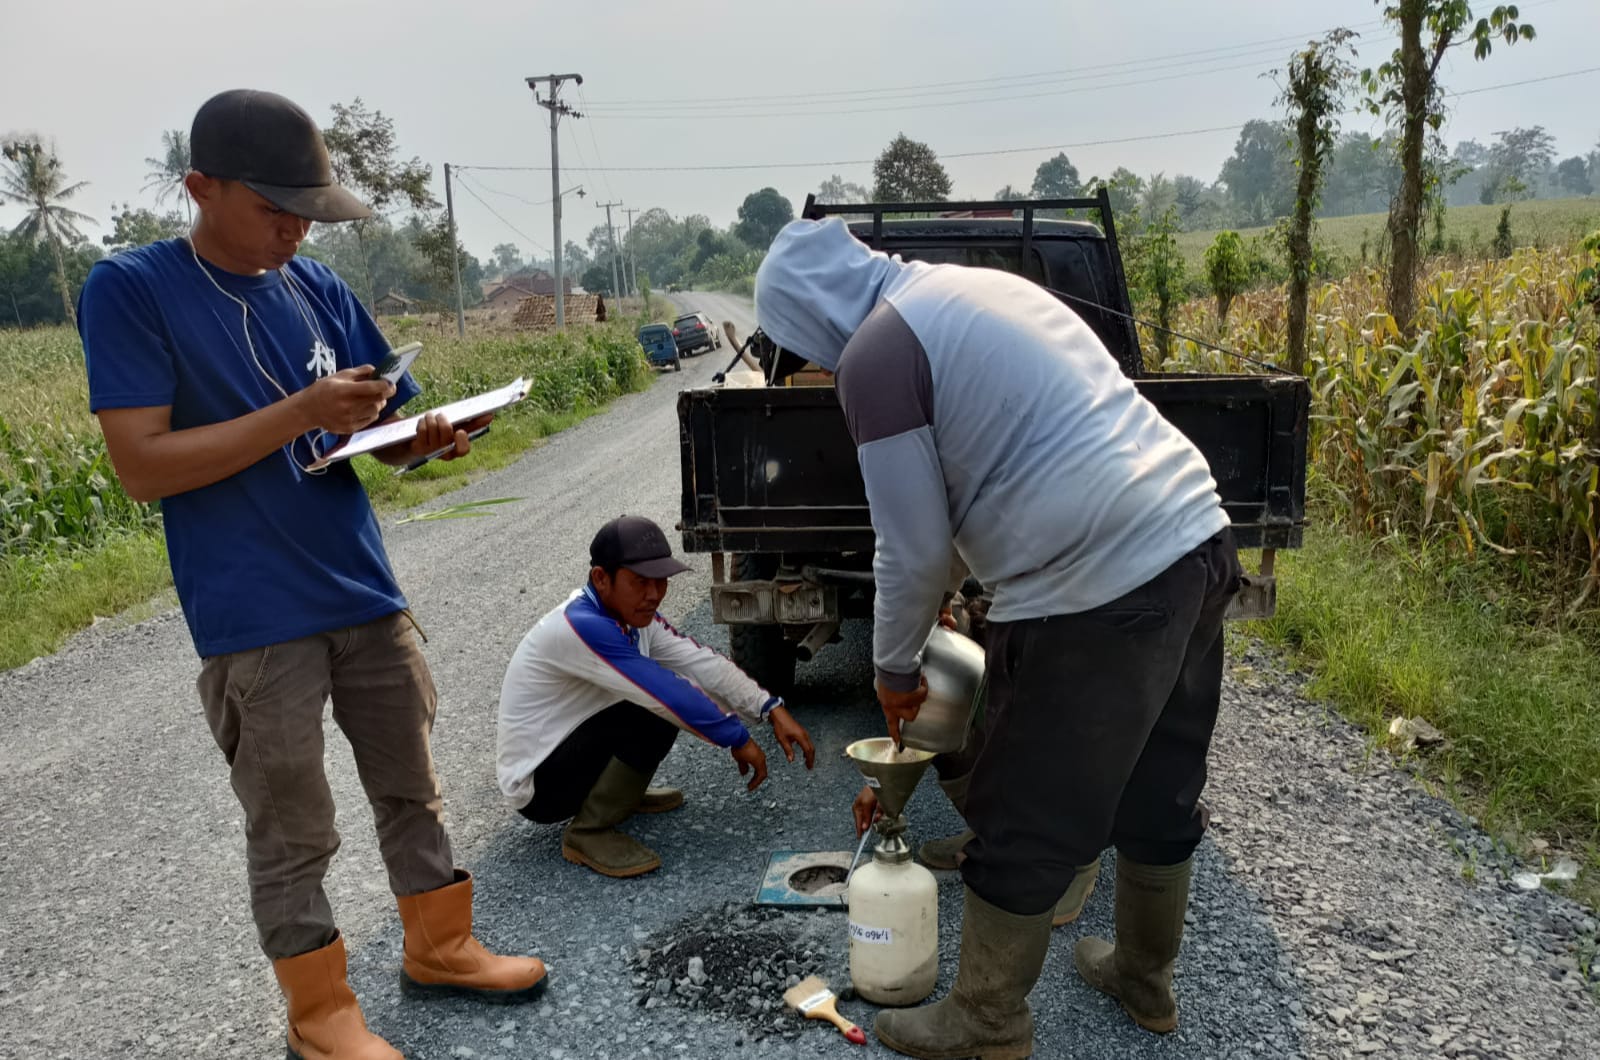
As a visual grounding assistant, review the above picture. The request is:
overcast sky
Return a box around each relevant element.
[3,0,1595,264]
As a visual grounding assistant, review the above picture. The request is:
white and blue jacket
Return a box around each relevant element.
[496,584,782,809]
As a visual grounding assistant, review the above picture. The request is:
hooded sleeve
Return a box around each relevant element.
[835,303,949,692]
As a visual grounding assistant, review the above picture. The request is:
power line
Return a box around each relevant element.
[454,124,1249,175]
[584,55,1311,121]
[455,172,559,207]
[579,0,1560,111]
[441,63,1600,176]
[579,16,1395,109]
[575,84,619,207]
[453,173,551,256]
[1445,65,1600,97]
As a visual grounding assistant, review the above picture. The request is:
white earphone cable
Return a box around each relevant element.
[185,237,334,476]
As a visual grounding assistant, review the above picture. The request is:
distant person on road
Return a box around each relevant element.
[496,514,817,877]
[755,217,1242,1060]
[77,88,545,1060]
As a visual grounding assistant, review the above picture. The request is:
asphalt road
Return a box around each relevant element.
[2,291,1597,1060]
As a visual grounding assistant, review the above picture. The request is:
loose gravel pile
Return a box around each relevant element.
[626,904,850,1046]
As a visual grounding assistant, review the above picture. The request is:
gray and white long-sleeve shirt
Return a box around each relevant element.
[754,218,1229,691]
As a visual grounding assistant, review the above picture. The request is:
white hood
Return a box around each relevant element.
[753,217,908,371]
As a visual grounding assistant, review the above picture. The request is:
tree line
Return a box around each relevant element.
[3,3,1581,337]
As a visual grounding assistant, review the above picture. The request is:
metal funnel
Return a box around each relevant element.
[845,737,934,820]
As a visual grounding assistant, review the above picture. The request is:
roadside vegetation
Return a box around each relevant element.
[1163,236,1600,903]
[0,320,651,670]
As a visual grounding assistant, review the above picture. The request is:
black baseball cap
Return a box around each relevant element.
[590,516,692,579]
[190,89,372,223]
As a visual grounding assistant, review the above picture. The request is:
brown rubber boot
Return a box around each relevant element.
[632,787,684,814]
[561,759,663,878]
[1052,856,1102,927]
[272,932,402,1060]
[396,869,548,1002]
[1073,854,1192,1033]
[874,887,1052,1060]
[917,773,974,871]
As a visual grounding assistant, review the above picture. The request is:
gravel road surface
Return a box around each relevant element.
[2,292,1596,1060]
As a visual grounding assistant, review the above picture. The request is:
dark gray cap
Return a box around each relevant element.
[190,89,371,223]
[590,515,692,579]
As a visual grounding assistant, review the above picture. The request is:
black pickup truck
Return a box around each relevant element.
[676,193,1310,694]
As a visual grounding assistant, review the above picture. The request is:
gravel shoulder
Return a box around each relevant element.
[1,292,1595,1060]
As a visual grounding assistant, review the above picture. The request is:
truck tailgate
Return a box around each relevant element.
[678,373,1308,553]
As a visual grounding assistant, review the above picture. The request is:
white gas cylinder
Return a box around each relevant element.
[846,850,939,1006]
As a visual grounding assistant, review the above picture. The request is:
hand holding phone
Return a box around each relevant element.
[375,342,422,386]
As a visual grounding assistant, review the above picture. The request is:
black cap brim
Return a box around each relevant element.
[243,180,372,223]
[624,556,693,578]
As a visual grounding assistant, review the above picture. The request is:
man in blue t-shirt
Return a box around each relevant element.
[78,89,545,1060]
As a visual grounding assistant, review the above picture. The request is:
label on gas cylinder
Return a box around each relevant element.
[848,921,893,945]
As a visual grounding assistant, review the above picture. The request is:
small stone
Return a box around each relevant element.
[655,978,671,997]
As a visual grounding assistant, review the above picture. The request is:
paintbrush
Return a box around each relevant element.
[783,975,866,1045]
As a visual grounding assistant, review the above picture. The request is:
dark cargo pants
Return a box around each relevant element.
[197,611,456,960]
[517,701,681,824]
[959,529,1242,916]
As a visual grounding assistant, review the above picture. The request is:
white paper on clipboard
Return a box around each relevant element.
[308,377,531,469]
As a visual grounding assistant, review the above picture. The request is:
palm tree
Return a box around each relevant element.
[143,129,191,222]
[2,140,95,324]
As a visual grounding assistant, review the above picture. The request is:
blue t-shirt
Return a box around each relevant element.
[77,239,421,658]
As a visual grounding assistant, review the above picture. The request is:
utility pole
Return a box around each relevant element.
[622,206,639,300]
[443,163,465,338]
[526,73,583,329]
[597,200,622,303]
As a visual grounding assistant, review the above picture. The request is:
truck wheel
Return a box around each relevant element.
[728,553,796,696]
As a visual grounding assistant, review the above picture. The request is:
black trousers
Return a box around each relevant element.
[517,701,680,825]
[959,530,1242,916]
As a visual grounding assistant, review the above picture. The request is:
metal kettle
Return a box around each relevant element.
[899,624,987,754]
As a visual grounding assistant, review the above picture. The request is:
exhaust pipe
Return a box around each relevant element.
[794,621,840,663]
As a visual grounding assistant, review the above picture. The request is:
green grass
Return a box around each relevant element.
[1177,196,1600,272]
[1248,524,1600,904]
[0,533,174,669]
[0,320,652,670]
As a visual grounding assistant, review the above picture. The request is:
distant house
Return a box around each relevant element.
[512,293,607,329]
[374,291,417,316]
[483,270,575,310]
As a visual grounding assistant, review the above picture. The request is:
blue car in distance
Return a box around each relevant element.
[637,323,681,372]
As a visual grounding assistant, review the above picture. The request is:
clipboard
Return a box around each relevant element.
[307,377,531,470]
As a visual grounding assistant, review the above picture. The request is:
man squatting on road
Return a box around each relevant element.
[78,89,546,1060]
[496,515,817,878]
[755,216,1244,1059]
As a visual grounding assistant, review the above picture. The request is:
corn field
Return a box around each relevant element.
[1155,243,1600,616]
[0,329,160,554]
[0,322,650,559]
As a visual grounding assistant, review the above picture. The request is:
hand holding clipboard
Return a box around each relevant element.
[307,377,531,471]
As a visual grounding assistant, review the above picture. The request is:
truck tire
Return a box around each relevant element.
[728,553,795,696]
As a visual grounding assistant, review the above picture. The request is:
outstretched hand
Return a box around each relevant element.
[768,706,816,769]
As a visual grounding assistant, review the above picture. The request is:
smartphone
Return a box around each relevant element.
[375,342,422,385]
